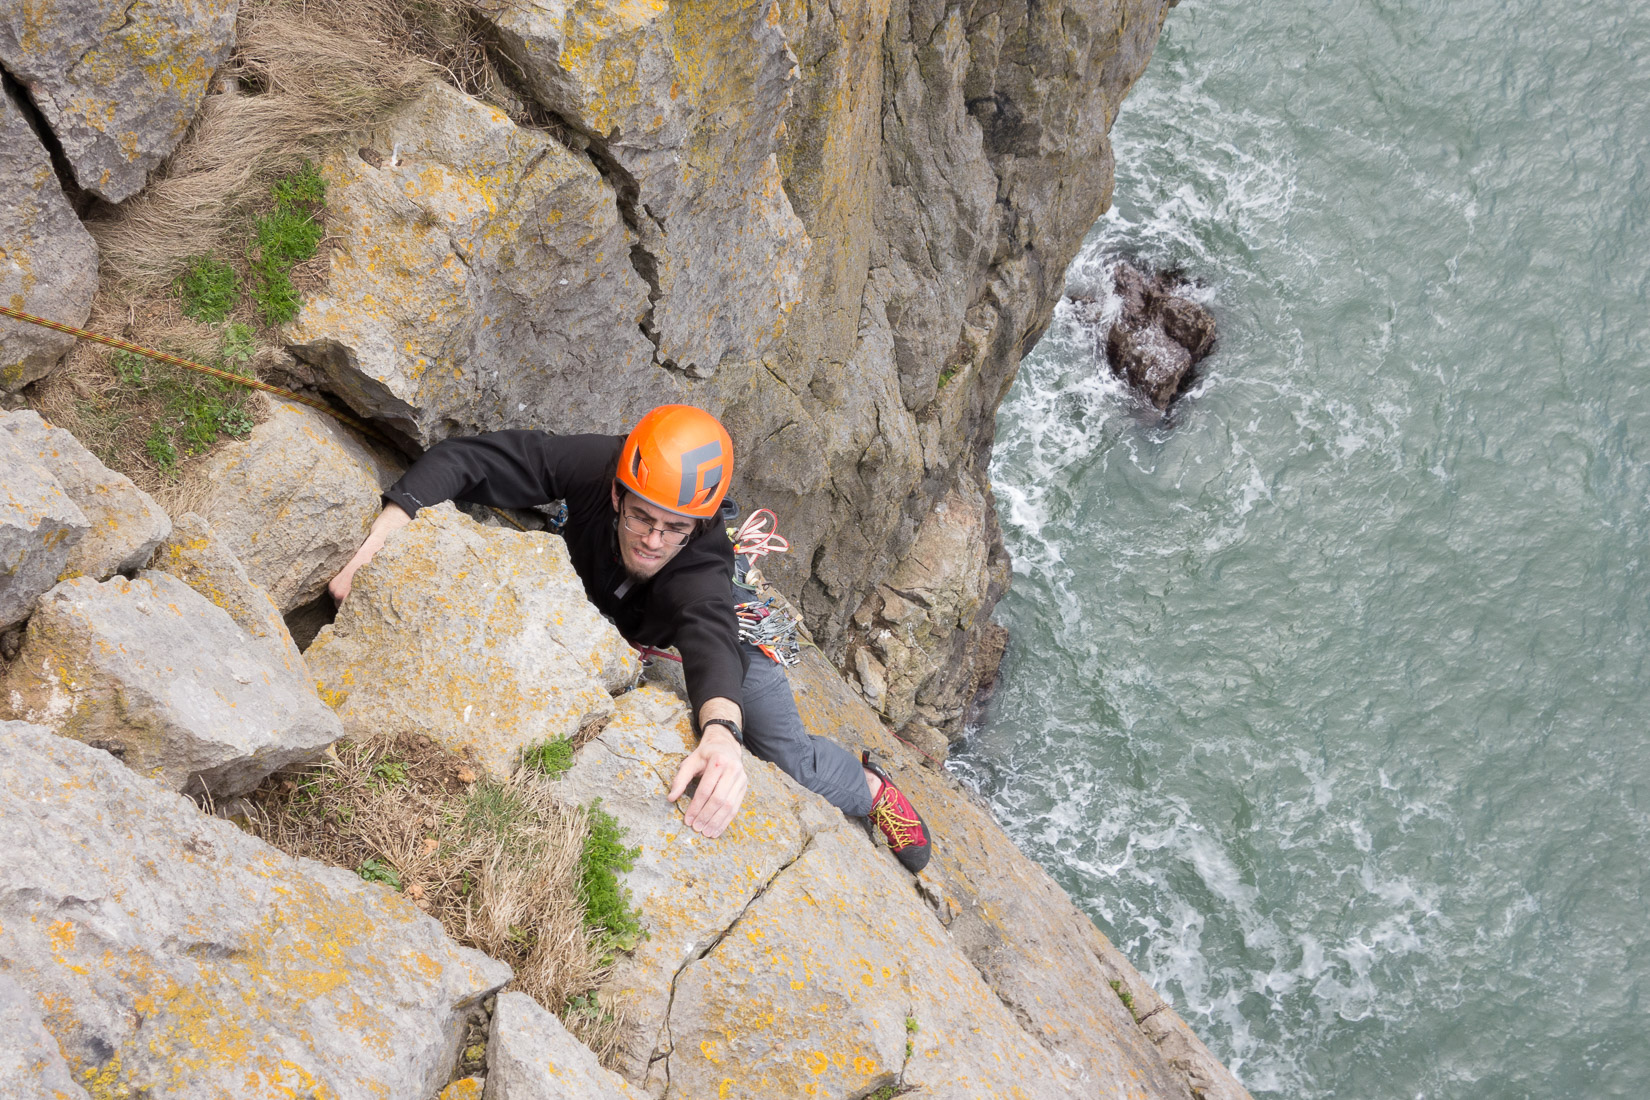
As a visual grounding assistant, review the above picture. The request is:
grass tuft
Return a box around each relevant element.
[250,734,636,1063]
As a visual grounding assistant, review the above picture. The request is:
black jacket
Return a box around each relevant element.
[383,431,747,722]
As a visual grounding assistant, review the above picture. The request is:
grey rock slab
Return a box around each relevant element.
[0,973,90,1100]
[305,503,640,780]
[490,0,808,377]
[0,428,87,630]
[189,397,401,610]
[286,82,664,447]
[0,0,238,202]
[483,992,636,1100]
[551,685,829,1086]
[0,85,98,392]
[0,410,171,580]
[150,511,307,677]
[1,571,342,797]
[0,719,512,1099]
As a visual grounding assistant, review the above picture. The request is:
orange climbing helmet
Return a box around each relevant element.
[616,405,734,518]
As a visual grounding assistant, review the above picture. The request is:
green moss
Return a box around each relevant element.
[521,737,575,778]
[174,255,240,323]
[579,799,643,949]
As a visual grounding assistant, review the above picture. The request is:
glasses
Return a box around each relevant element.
[621,510,695,547]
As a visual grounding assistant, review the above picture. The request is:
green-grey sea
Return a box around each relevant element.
[952,1,1649,1096]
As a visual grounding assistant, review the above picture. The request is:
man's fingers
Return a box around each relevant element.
[667,753,706,803]
[701,773,747,838]
[682,760,724,825]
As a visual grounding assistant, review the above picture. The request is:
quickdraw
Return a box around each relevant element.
[728,508,803,666]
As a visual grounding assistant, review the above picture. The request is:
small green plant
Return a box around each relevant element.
[250,163,327,325]
[371,759,409,787]
[221,322,257,370]
[357,857,402,890]
[144,420,177,473]
[1109,979,1136,1018]
[112,350,147,386]
[522,738,575,779]
[937,360,965,389]
[175,254,240,323]
[579,800,643,949]
[219,405,255,437]
[905,1014,918,1058]
[563,990,615,1029]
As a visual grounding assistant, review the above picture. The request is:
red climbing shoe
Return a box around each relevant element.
[863,752,932,874]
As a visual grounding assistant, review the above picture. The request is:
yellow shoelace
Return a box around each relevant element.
[870,797,924,850]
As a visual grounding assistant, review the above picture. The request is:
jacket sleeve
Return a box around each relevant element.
[674,594,750,724]
[383,432,617,516]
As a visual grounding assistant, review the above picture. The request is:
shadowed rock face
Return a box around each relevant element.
[0,719,511,1099]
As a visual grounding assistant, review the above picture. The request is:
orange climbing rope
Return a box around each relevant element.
[0,303,379,436]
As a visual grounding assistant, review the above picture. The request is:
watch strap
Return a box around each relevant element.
[701,717,743,744]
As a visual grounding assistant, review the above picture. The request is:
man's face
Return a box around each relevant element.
[611,485,696,580]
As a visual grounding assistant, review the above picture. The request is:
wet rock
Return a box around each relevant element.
[150,512,307,676]
[0,972,90,1099]
[1,410,171,581]
[488,0,807,377]
[787,650,1252,1100]
[305,503,639,780]
[1096,260,1218,409]
[188,398,401,611]
[1,572,342,797]
[0,428,86,630]
[0,84,98,392]
[286,82,663,447]
[483,991,636,1099]
[0,719,511,1099]
[0,0,237,202]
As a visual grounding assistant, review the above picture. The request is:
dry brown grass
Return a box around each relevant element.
[249,733,627,1062]
[28,0,525,497]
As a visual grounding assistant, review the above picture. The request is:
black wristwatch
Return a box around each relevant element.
[701,718,743,745]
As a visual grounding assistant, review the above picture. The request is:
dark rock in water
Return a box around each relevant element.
[1084,260,1217,410]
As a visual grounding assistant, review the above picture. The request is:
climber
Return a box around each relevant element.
[327,405,932,873]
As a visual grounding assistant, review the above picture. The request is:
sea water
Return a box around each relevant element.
[951,1,1649,1096]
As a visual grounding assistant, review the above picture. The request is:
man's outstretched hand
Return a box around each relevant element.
[667,725,747,838]
[328,503,411,604]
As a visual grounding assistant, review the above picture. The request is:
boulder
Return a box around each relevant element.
[0,0,237,203]
[305,503,639,779]
[0,85,98,392]
[150,511,307,676]
[484,991,636,1100]
[1097,260,1218,410]
[286,82,665,447]
[189,398,401,611]
[558,686,1112,1099]
[1,410,171,581]
[0,719,512,1099]
[787,650,1253,1100]
[0,429,86,630]
[0,972,90,1100]
[1,572,342,797]
[488,0,808,377]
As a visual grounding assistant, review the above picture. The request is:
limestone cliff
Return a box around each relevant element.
[271,0,1173,740]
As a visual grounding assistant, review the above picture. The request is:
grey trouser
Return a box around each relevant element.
[738,641,873,817]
